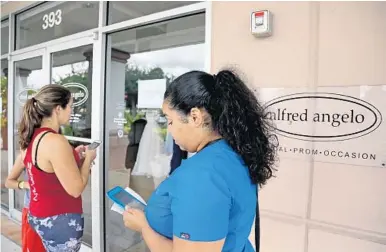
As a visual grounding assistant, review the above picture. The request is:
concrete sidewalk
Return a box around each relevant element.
[1,235,21,251]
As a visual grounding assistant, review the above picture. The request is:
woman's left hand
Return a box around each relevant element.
[75,145,86,159]
[123,207,149,233]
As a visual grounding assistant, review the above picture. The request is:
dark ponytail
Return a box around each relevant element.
[18,98,43,150]
[212,70,278,185]
[18,84,72,150]
[211,70,277,252]
[164,69,278,252]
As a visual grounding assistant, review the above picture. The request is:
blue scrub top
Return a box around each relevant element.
[145,139,257,252]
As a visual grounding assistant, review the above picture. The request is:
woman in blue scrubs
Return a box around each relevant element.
[123,69,278,252]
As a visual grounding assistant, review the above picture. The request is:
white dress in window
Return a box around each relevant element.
[131,111,171,180]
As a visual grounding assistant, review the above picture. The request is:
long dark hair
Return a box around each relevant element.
[18,84,71,150]
[164,69,278,185]
[164,69,278,251]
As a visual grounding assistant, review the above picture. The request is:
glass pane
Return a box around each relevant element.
[104,13,205,252]
[52,44,93,139]
[68,140,93,247]
[1,20,9,55]
[107,1,199,25]
[1,58,9,209]
[13,56,45,211]
[16,1,99,50]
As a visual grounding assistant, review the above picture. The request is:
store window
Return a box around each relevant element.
[1,20,9,55]
[107,1,198,25]
[51,44,93,139]
[1,58,9,209]
[104,13,205,252]
[15,1,99,50]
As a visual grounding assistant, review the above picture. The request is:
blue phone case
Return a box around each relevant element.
[107,186,145,210]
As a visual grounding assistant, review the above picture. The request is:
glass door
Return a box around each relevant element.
[9,48,48,221]
[8,36,100,252]
[47,37,97,251]
[49,40,94,141]
[104,13,206,252]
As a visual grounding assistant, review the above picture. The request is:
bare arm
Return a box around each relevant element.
[141,225,173,252]
[49,135,95,198]
[142,226,224,252]
[5,152,30,190]
[123,208,225,252]
[171,237,225,252]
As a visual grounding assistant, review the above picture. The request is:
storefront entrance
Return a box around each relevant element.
[7,34,98,251]
[1,1,209,252]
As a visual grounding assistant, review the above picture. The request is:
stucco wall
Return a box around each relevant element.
[211,1,386,252]
[211,1,386,87]
[1,1,38,18]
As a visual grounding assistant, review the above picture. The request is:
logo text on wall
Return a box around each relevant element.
[264,92,382,142]
[260,89,385,168]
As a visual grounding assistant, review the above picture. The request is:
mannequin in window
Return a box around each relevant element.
[125,118,147,170]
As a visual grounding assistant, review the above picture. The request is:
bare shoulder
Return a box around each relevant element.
[41,133,71,151]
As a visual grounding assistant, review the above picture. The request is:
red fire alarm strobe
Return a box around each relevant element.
[251,10,272,37]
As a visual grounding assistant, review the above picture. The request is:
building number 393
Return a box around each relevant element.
[42,9,62,30]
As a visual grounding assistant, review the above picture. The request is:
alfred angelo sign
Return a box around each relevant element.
[264,92,382,142]
[259,86,385,168]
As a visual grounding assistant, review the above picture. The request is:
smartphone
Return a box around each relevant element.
[88,140,101,150]
[107,186,145,210]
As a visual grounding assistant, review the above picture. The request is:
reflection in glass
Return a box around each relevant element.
[13,56,44,211]
[52,44,93,139]
[107,1,198,25]
[104,13,205,252]
[1,59,9,209]
[1,20,9,55]
[16,1,99,49]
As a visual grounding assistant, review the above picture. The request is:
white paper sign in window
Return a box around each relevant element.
[137,79,166,109]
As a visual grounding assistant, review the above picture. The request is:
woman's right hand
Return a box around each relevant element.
[84,147,97,163]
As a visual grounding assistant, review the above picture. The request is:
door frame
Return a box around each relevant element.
[8,48,46,222]
[8,36,100,252]
[47,36,100,252]
[4,1,211,251]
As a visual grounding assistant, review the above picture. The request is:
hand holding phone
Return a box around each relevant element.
[88,140,101,150]
[107,186,146,211]
[83,140,101,164]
